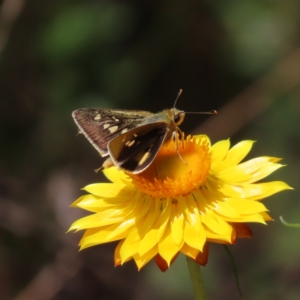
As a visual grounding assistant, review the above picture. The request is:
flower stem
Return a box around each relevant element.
[186,257,206,300]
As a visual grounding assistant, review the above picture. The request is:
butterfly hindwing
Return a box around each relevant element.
[108,123,169,173]
[72,108,152,156]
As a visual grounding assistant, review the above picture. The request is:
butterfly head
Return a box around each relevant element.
[171,108,185,126]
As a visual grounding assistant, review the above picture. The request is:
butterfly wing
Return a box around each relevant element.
[108,123,169,173]
[72,108,152,156]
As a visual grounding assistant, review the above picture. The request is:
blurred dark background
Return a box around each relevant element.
[0,0,299,299]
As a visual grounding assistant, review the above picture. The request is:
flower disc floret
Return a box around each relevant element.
[130,135,211,198]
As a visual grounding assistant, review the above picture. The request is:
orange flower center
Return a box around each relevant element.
[128,135,212,198]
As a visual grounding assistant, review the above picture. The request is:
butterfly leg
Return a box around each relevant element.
[172,131,188,165]
[175,127,185,149]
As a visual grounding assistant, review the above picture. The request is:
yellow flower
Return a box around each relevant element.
[69,135,291,271]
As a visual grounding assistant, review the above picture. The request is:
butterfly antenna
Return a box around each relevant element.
[173,90,217,115]
[173,89,183,108]
[185,110,218,115]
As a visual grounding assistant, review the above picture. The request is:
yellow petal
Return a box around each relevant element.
[70,194,102,209]
[158,229,183,265]
[124,197,155,243]
[84,182,136,199]
[211,139,230,167]
[103,167,131,184]
[226,140,255,164]
[106,218,135,241]
[138,202,171,256]
[214,201,241,219]
[205,226,233,244]
[133,197,164,242]
[192,190,209,213]
[119,199,169,260]
[229,213,268,224]
[201,211,232,236]
[133,245,158,270]
[114,240,125,266]
[170,198,185,245]
[250,181,293,200]
[226,198,268,215]
[183,222,206,251]
[70,210,126,230]
[213,140,255,171]
[246,163,285,183]
[181,243,200,260]
[261,212,273,221]
[75,191,141,212]
[119,234,141,261]
[79,224,128,249]
[215,181,292,200]
[184,194,202,233]
[216,157,283,183]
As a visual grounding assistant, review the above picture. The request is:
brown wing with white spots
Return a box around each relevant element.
[72,108,152,156]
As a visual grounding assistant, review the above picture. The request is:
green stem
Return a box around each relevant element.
[280,216,300,228]
[186,257,206,300]
[223,245,243,298]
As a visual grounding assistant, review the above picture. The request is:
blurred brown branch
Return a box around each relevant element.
[196,47,300,140]
[0,0,25,54]
[13,247,83,300]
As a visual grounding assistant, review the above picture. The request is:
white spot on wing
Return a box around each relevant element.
[94,114,101,120]
[103,124,110,129]
[121,128,128,134]
[138,151,151,166]
[108,125,118,133]
[125,140,135,147]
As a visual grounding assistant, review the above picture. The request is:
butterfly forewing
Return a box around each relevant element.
[108,123,169,173]
[72,108,152,156]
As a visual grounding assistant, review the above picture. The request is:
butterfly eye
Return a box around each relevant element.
[173,114,180,123]
[173,112,185,125]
